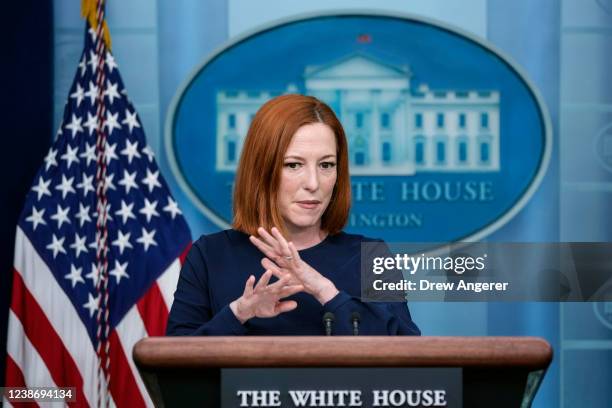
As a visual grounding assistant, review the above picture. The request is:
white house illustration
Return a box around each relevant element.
[215,53,500,175]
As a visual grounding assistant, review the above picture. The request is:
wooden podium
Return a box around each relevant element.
[133,337,552,407]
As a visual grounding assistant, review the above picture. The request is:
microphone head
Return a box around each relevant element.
[351,311,361,322]
[323,312,335,323]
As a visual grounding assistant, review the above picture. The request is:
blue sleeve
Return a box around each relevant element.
[322,291,421,335]
[166,240,248,336]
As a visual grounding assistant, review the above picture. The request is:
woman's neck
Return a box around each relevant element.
[286,226,327,250]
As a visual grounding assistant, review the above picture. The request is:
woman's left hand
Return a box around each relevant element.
[249,227,339,305]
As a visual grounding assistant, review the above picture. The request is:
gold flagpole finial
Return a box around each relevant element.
[81,0,112,51]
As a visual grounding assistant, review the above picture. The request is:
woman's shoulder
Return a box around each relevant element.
[185,229,253,267]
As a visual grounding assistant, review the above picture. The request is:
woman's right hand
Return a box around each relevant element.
[229,270,303,324]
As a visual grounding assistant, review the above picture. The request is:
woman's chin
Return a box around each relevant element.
[285,215,321,230]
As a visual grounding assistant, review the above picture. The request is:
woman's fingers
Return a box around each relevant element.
[271,227,292,258]
[254,270,272,292]
[275,300,298,314]
[257,227,282,253]
[251,228,301,269]
[243,275,255,298]
[261,257,285,276]
[250,235,278,259]
[277,284,304,298]
[266,274,294,294]
[287,241,302,266]
[262,257,303,287]
[251,235,289,266]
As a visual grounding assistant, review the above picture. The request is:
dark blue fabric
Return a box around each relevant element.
[167,229,420,336]
[1,1,53,388]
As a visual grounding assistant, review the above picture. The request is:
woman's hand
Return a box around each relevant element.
[230,270,303,324]
[249,227,339,305]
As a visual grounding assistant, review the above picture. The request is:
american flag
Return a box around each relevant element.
[4,15,192,408]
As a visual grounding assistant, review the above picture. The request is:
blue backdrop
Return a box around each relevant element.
[8,0,608,406]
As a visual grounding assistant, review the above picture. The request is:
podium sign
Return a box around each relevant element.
[222,367,462,407]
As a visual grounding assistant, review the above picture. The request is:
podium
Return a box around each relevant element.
[133,337,552,407]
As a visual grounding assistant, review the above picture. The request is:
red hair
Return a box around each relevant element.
[232,94,351,237]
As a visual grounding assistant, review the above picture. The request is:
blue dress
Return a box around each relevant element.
[166,229,420,336]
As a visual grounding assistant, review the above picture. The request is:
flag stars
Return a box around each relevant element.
[105,52,118,73]
[118,170,138,194]
[87,50,100,73]
[115,200,136,224]
[65,264,85,288]
[136,227,157,251]
[78,54,87,77]
[83,292,99,318]
[86,263,100,286]
[88,238,98,253]
[104,173,117,192]
[109,260,129,284]
[61,144,80,169]
[69,232,88,258]
[121,110,140,134]
[79,142,96,168]
[139,198,159,222]
[25,206,46,231]
[112,230,133,255]
[65,114,83,138]
[104,111,121,135]
[104,142,119,165]
[32,177,52,200]
[104,80,121,105]
[142,145,155,162]
[55,175,76,199]
[44,148,58,171]
[163,197,182,219]
[46,234,66,258]
[75,203,92,227]
[85,81,99,106]
[77,173,95,196]
[142,168,161,193]
[88,27,97,43]
[83,113,98,136]
[120,139,141,164]
[70,83,85,108]
[50,204,71,229]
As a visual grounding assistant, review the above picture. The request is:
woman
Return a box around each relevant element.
[166,94,420,336]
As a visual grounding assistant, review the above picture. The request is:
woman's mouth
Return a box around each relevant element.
[296,200,320,209]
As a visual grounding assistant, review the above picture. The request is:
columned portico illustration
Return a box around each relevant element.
[215,53,500,175]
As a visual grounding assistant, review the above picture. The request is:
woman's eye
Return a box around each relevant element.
[320,162,336,169]
[284,162,302,169]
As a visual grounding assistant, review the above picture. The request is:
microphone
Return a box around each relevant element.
[322,312,335,336]
[351,312,361,336]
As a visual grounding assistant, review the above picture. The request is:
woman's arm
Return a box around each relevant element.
[166,239,302,336]
[250,227,420,336]
[166,242,248,335]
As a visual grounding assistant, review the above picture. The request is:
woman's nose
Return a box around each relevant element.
[302,165,319,191]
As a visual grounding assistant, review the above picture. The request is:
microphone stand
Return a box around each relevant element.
[322,312,335,336]
[351,312,361,336]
